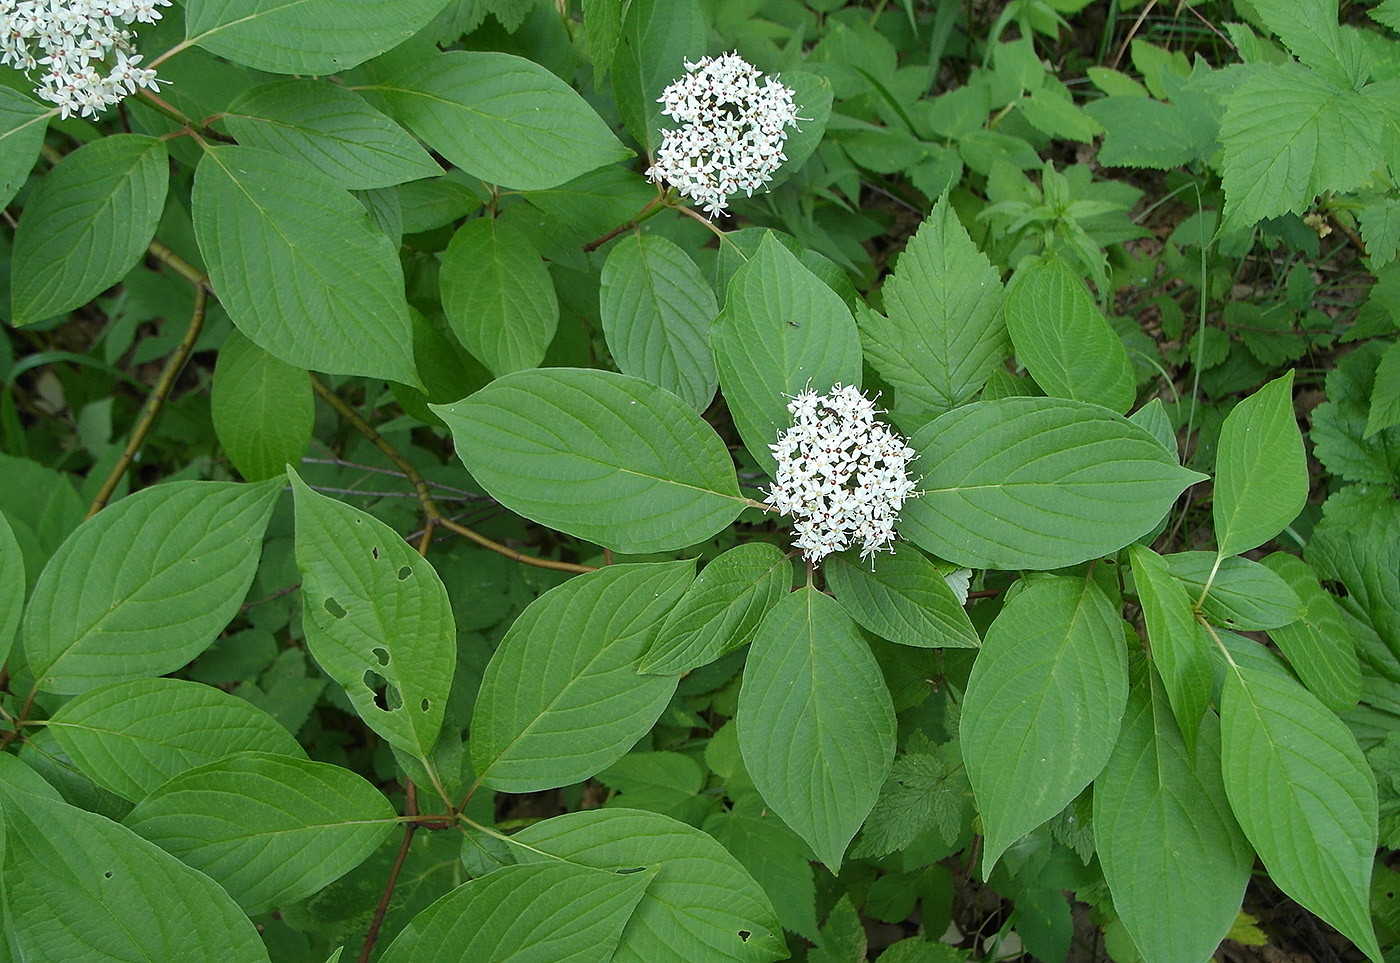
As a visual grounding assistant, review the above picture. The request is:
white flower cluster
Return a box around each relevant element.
[0,0,170,119]
[645,52,800,217]
[766,384,918,564]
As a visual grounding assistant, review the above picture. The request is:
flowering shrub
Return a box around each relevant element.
[1,1,1399,962]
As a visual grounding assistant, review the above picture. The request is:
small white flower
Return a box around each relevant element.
[0,0,169,116]
[645,52,801,217]
[765,384,918,565]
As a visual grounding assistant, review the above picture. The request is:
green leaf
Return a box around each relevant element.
[47,678,305,802]
[902,398,1206,570]
[1261,553,1361,711]
[1221,662,1381,961]
[824,543,980,649]
[962,576,1128,875]
[705,807,819,940]
[1094,678,1252,963]
[850,732,967,858]
[439,217,558,377]
[812,896,865,963]
[1128,544,1213,752]
[0,512,22,669]
[0,87,50,211]
[378,50,631,191]
[855,196,1007,418]
[612,0,707,154]
[1306,486,1400,662]
[123,751,396,915]
[513,808,786,963]
[1311,342,1400,485]
[0,784,271,963]
[768,71,833,190]
[1213,371,1307,556]
[1365,340,1400,437]
[713,234,863,474]
[192,145,419,385]
[600,234,719,411]
[1220,64,1384,233]
[1358,197,1400,268]
[639,542,790,675]
[1004,257,1136,413]
[1084,97,1200,170]
[472,563,692,792]
[185,0,447,74]
[211,328,313,482]
[223,80,441,190]
[23,479,280,694]
[434,368,745,554]
[1250,0,1365,87]
[11,135,168,326]
[1164,551,1303,631]
[1019,86,1103,143]
[290,471,455,762]
[737,586,896,871]
[377,861,652,963]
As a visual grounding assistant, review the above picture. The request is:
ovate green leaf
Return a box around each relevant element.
[0,87,50,210]
[962,577,1128,875]
[124,752,396,915]
[737,587,896,871]
[379,50,631,191]
[0,512,21,669]
[192,145,418,384]
[513,808,786,963]
[1094,678,1252,963]
[185,0,447,74]
[471,563,692,792]
[1261,552,1361,711]
[1221,663,1380,961]
[211,328,313,482]
[23,479,280,694]
[713,234,863,474]
[612,0,707,154]
[1128,544,1213,752]
[824,543,980,649]
[600,234,719,411]
[435,368,745,554]
[1164,552,1303,631]
[1214,371,1307,556]
[291,471,455,762]
[47,677,305,802]
[12,135,168,326]
[902,398,1205,570]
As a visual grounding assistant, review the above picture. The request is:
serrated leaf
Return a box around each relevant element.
[439,217,558,377]
[1262,553,1361,711]
[1220,64,1384,233]
[902,397,1206,570]
[0,512,21,669]
[0,87,50,211]
[185,0,446,74]
[856,197,1007,418]
[1004,257,1135,413]
[713,234,863,474]
[1365,340,1400,437]
[640,542,790,675]
[850,734,966,858]
[1311,343,1400,484]
[192,144,419,385]
[211,328,313,482]
[812,895,865,963]
[824,543,979,649]
[513,808,786,963]
[612,0,707,154]
[1094,678,1252,963]
[47,678,305,802]
[0,784,271,963]
[1085,97,1199,170]
[378,50,631,191]
[435,368,746,554]
[1164,551,1303,631]
[1213,371,1307,555]
[23,479,280,694]
[1306,486,1400,661]
[290,471,455,762]
[377,861,652,963]
[1221,663,1381,961]
[962,577,1128,875]
[223,80,441,190]
[11,134,167,326]
[600,234,719,411]
[471,563,692,791]
[1250,0,1366,87]
[1358,197,1400,267]
[122,752,395,915]
[737,586,896,871]
[1020,87,1102,143]
[1128,544,1213,752]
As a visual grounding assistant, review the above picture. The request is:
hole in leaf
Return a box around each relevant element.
[363,670,400,711]
[1322,580,1348,598]
[372,646,390,667]
[420,698,430,712]
[324,597,347,619]
[398,565,412,581]
[104,871,113,879]
[738,931,751,942]
[371,546,379,559]
[616,866,647,875]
